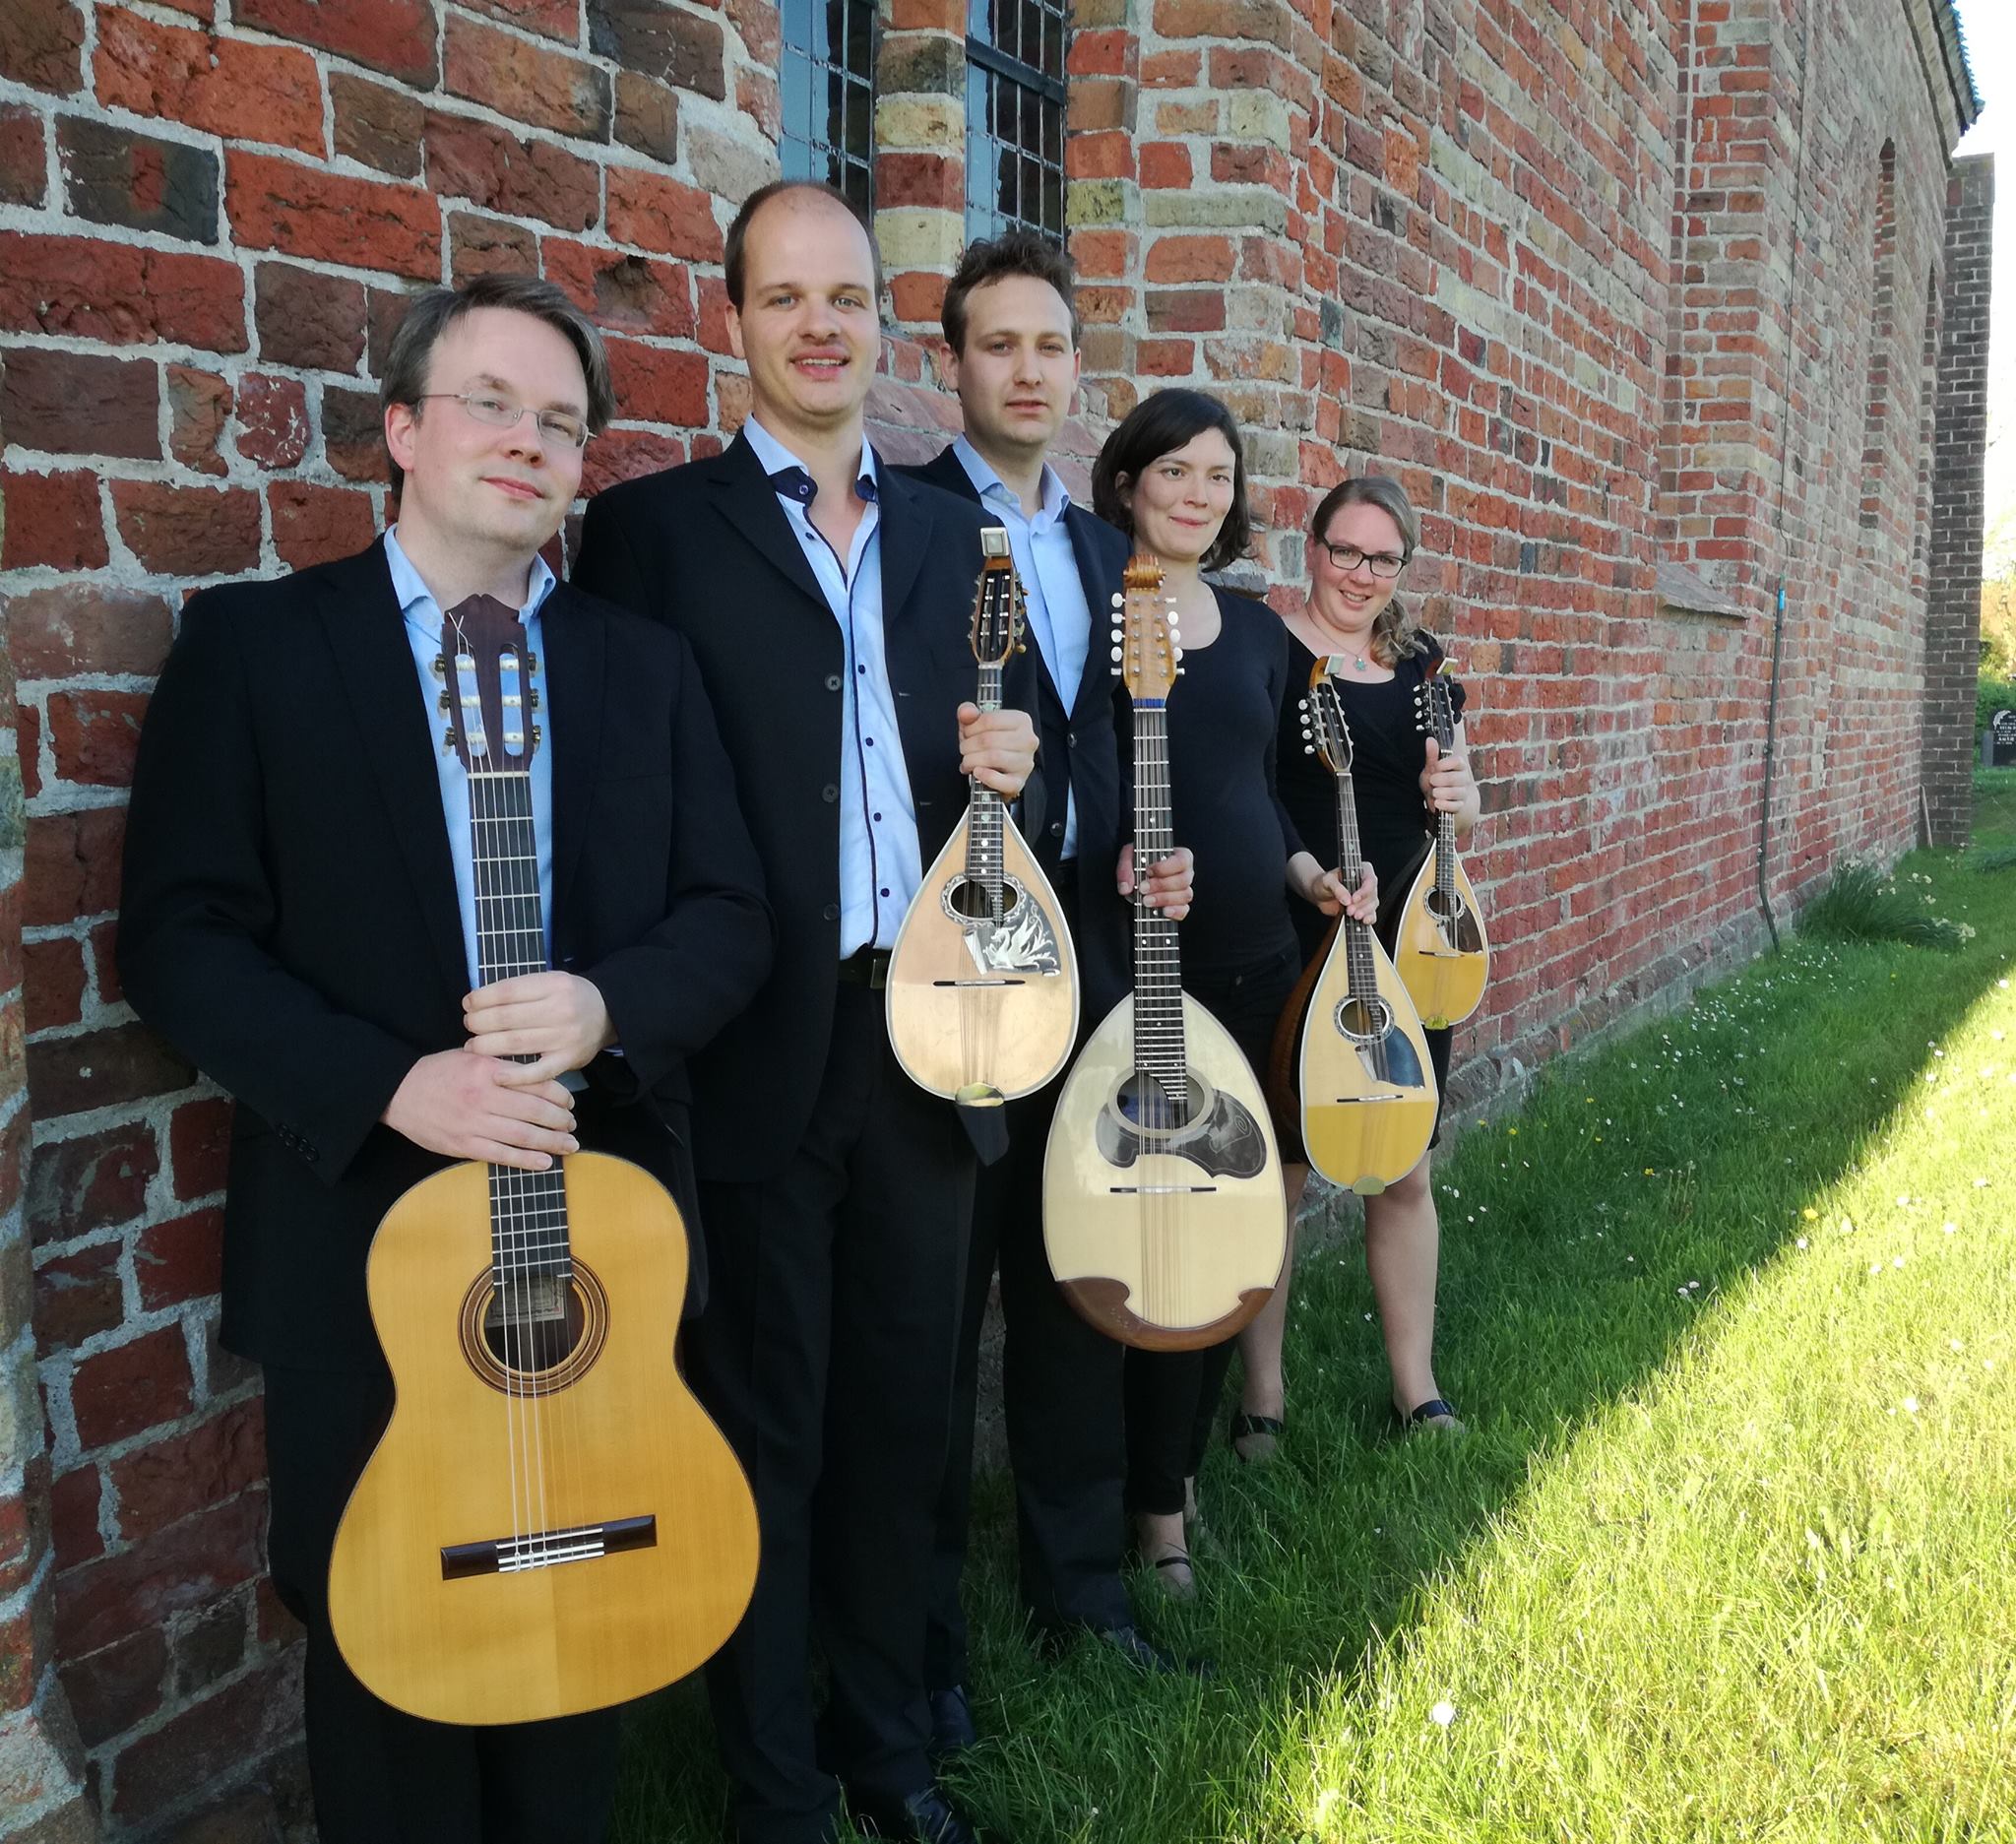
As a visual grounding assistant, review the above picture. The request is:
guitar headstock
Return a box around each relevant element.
[970,526,1025,668]
[438,596,540,774]
[1412,655,1458,748]
[1108,554,1182,701]
[1301,666,1354,779]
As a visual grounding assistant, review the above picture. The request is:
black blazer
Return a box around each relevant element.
[118,540,772,1367]
[894,446,1133,1017]
[574,430,1036,1179]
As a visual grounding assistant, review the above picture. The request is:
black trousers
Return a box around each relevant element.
[261,1365,622,1844]
[1123,942,1300,1518]
[691,983,976,1844]
[925,862,1135,1692]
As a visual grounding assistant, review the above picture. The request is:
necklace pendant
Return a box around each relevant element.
[1353,653,1368,671]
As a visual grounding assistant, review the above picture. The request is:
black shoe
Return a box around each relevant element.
[927,1684,977,1760]
[1039,1620,1213,1678]
[850,1784,984,1844]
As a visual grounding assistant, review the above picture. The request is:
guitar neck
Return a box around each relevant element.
[1333,769,1380,1001]
[1132,702,1187,1109]
[471,766,570,1280]
[964,660,1006,917]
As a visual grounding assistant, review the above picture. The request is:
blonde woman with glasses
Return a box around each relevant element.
[1233,476,1482,1459]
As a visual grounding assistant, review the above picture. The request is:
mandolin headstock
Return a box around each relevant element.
[1110,554,1182,702]
[1412,655,1459,750]
[969,526,1025,669]
[1302,665,1354,780]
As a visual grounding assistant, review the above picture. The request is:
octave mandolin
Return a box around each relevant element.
[1293,665,1439,1193]
[1393,657,1489,1027]
[1042,556,1286,1351]
[327,599,758,1726]
[886,526,1079,1106]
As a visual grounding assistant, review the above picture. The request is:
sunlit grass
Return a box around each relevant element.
[613,787,2016,1842]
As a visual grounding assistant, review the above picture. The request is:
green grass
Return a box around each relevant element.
[612,784,2016,1843]
[1795,860,1973,949]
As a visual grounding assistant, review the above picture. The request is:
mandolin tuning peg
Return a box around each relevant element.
[1303,742,1314,754]
[1111,646,1123,663]
[1110,593,1124,608]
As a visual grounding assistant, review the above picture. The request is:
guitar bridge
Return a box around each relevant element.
[441,1513,657,1579]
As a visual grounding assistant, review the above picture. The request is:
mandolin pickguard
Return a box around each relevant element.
[950,876,1067,978]
[1094,1073,1272,1178]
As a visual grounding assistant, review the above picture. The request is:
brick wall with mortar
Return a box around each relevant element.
[0,0,1984,1835]
[1923,153,1992,846]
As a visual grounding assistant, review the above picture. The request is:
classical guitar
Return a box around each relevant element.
[1294,667,1439,1193]
[887,525,1079,1106]
[1393,658,1488,1026]
[1042,557,1286,1351]
[327,600,758,1727]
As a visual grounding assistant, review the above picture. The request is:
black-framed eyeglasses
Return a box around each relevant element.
[417,392,590,450]
[1321,540,1406,578]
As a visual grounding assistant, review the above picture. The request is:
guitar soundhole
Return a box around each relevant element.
[1336,994,1393,1044]
[460,1263,609,1396]
[946,876,1022,922]
[1114,1070,1206,1133]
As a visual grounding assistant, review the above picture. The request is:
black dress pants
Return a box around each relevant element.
[261,1365,623,1844]
[691,983,976,1844]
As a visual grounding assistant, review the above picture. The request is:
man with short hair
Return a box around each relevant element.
[119,272,771,1840]
[897,231,1200,1747]
[574,182,1041,1844]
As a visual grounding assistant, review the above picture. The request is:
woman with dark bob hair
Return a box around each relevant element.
[1230,473,1483,1461]
[1090,390,1375,1596]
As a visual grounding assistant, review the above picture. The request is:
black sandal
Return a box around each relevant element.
[1146,1546,1197,1600]
[1404,1398,1465,1434]
[1228,1412,1285,1463]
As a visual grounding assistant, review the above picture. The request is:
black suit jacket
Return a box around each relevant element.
[574,430,1037,1179]
[118,540,772,1367]
[894,446,1133,1018]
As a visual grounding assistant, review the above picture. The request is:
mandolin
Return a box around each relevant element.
[327,600,758,1727]
[1394,658,1489,1026]
[1294,666,1439,1193]
[1041,556,1286,1351]
[887,526,1079,1106]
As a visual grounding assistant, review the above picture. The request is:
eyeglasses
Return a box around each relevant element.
[417,393,590,450]
[1320,540,1406,578]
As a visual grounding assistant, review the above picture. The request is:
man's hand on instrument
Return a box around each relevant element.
[1116,843,1194,921]
[958,703,1039,796]
[381,1049,579,1171]
[462,971,616,1084]
[1306,859,1378,922]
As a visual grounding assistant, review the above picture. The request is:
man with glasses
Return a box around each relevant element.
[119,273,771,1840]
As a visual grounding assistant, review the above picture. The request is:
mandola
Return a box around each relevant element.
[1292,666,1439,1193]
[1041,556,1286,1351]
[327,599,758,1726]
[1394,657,1489,1026]
[886,526,1079,1106]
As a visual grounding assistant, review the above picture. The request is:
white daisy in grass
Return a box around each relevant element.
[1904,1397,1921,1415]
[1429,1700,1456,1728]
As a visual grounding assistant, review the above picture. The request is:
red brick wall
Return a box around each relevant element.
[0,0,1984,1832]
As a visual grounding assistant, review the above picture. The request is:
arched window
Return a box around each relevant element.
[1858,140,1897,540]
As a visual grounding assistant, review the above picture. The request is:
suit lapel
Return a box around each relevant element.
[316,540,469,1006]
[876,463,930,641]
[1064,506,1123,723]
[540,583,602,924]
[707,432,832,617]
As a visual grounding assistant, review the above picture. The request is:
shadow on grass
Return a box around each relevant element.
[610,833,2013,1843]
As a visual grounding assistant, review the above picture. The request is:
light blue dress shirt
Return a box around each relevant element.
[741,416,921,957]
[951,435,1092,858]
[385,526,557,989]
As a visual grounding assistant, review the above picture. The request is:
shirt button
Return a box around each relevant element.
[1049,821,1063,837]
[825,673,843,691]
[822,784,839,803]
[822,903,839,922]
[1067,731,1077,748]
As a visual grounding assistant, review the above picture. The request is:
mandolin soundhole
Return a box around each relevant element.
[946,876,1022,922]
[461,1264,609,1395]
[1335,995,1393,1043]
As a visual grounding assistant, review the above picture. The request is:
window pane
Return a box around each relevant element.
[781,0,876,217]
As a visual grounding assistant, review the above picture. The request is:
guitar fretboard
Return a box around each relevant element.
[470,757,569,1283]
[1131,702,1187,1112]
